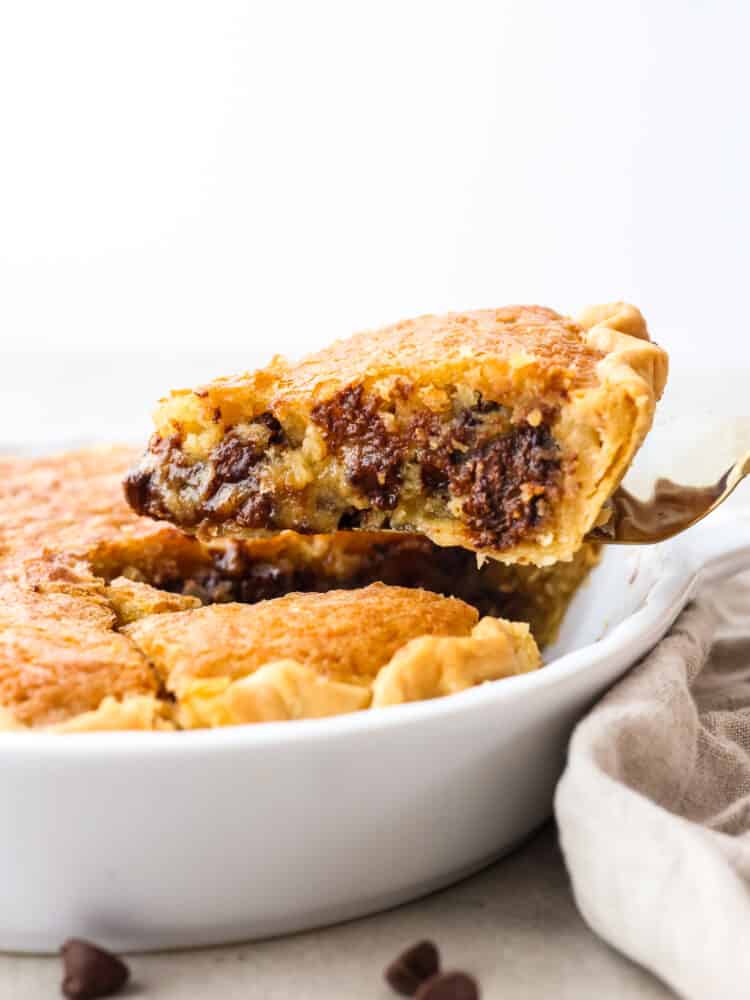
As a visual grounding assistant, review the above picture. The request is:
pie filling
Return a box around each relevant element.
[125,385,563,550]
[127,537,515,616]
[102,533,596,648]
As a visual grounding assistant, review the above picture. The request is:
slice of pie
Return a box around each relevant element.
[124,302,667,564]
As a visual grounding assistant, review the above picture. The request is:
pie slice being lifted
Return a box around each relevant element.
[125,302,667,565]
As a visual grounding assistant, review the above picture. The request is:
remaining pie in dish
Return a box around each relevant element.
[123,584,540,727]
[0,446,594,732]
[125,302,668,565]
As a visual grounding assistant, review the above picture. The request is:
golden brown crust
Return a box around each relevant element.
[124,583,478,689]
[0,445,178,563]
[153,299,667,442]
[127,302,667,565]
[0,577,159,727]
[371,616,539,706]
[124,584,540,725]
[175,306,605,421]
[171,664,372,728]
[105,577,201,626]
[0,695,174,733]
[0,447,197,728]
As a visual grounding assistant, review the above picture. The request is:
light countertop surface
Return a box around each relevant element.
[1,824,672,999]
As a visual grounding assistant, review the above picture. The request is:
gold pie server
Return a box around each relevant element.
[587,451,750,544]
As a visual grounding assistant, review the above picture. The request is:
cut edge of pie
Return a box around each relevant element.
[124,302,668,565]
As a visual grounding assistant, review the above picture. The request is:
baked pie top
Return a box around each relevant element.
[123,583,540,728]
[125,302,667,565]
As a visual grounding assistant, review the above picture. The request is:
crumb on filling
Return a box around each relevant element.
[125,385,563,550]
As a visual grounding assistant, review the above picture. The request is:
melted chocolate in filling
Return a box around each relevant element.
[452,424,562,548]
[154,537,515,620]
[125,391,562,550]
[312,385,403,510]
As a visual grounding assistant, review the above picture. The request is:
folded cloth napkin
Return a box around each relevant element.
[556,573,750,999]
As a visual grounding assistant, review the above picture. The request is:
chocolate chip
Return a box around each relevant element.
[452,423,561,549]
[235,491,274,528]
[60,938,129,999]
[311,385,404,510]
[210,416,285,483]
[337,507,365,529]
[420,463,450,493]
[255,410,285,445]
[211,435,262,483]
[415,971,480,1000]
[385,939,440,995]
[122,467,153,514]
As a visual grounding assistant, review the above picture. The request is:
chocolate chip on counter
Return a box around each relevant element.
[60,938,130,999]
[385,939,440,995]
[415,971,480,1000]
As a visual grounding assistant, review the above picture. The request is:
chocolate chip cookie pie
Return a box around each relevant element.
[4,300,659,732]
[125,302,667,565]
[0,447,600,732]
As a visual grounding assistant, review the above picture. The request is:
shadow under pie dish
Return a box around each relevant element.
[125,301,667,565]
[0,447,599,732]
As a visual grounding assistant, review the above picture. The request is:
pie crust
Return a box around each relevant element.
[123,584,540,727]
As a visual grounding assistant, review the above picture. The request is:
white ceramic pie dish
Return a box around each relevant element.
[1,512,749,954]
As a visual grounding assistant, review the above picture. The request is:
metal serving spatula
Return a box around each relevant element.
[587,450,750,544]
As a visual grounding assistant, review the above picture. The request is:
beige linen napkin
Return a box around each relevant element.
[556,573,750,999]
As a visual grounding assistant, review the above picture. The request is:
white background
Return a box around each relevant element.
[0,1,748,443]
